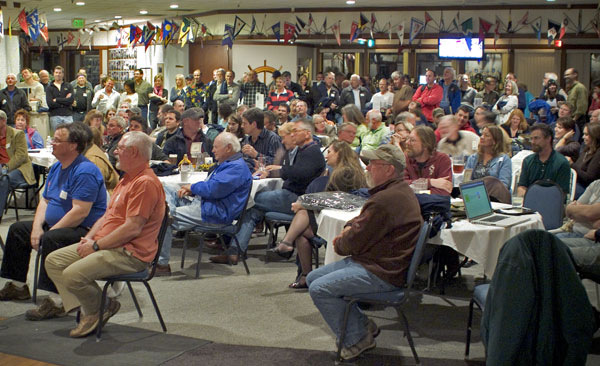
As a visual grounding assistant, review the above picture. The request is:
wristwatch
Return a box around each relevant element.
[92,241,100,251]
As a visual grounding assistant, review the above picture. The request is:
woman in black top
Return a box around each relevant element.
[572,123,600,198]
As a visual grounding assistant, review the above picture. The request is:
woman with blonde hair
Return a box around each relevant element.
[501,109,529,138]
[465,125,512,190]
[492,79,519,124]
[84,109,106,137]
[170,74,186,104]
[268,141,367,288]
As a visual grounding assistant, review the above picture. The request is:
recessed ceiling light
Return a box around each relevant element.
[346,0,355,4]
[170,4,179,8]
[75,2,85,5]
[53,7,62,11]
[94,19,100,22]
[140,10,148,15]
[114,15,122,19]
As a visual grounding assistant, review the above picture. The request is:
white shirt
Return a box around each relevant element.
[92,88,120,114]
[352,88,361,109]
[119,92,138,109]
[370,91,394,111]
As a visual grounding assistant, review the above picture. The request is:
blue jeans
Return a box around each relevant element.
[49,115,73,132]
[561,237,600,274]
[139,105,149,125]
[555,231,584,239]
[232,189,298,255]
[160,183,203,265]
[306,257,400,347]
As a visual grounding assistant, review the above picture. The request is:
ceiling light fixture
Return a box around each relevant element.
[75,2,85,5]
[346,0,355,4]
[53,7,62,11]
[140,10,148,14]
[170,4,179,8]
[114,15,122,19]
[94,19,100,22]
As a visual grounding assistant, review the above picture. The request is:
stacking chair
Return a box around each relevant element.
[523,179,565,230]
[464,283,490,358]
[95,204,171,341]
[263,211,293,261]
[335,219,432,364]
[180,188,252,277]
[0,174,10,251]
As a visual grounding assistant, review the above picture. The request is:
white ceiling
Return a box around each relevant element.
[2,0,598,30]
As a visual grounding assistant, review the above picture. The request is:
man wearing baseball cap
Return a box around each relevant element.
[307,144,423,361]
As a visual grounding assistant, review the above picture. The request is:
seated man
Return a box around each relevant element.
[434,105,477,142]
[240,107,283,169]
[557,180,600,242]
[158,132,253,274]
[218,119,325,264]
[359,109,389,152]
[517,123,571,197]
[163,108,212,164]
[404,126,453,195]
[82,123,119,194]
[128,115,170,163]
[155,109,181,148]
[0,110,36,189]
[0,122,107,321]
[104,115,127,168]
[436,114,480,158]
[45,131,166,338]
[307,144,423,360]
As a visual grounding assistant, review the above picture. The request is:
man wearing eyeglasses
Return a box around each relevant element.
[0,122,107,321]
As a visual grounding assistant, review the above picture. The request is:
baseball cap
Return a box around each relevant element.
[126,106,142,115]
[432,108,445,119]
[360,144,406,172]
[185,74,194,81]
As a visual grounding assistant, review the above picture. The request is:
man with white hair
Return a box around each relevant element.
[158,132,253,274]
[340,74,371,113]
[0,73,31,125]
[370,78,394,115]
[359,109,389,151]
[45,131,165,338]
[436,114,480,157]
[439,67,460,115]
[590,109,600,125]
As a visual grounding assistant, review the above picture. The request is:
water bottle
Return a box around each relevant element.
[46,136,53,152]
[179,154,192,183]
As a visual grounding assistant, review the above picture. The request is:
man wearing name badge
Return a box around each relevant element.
[157,132,252,275]
[72,74,93,122]
[0,122,107,322]
[438,67,461,115]
[46,66,75,132]
[44,131,165,337]
[340,74,372,114]
[241,70,268,108]
[240,108,283,170]
[0,74,31,125]
[359,110,389,152]
[313,72,340,122]
[517,123,571,197]
[306,144,422,361]
[162,108,212,165]
[134,69,153,123]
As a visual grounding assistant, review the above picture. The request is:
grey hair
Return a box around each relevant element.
[391,71,402,80]
[109,115,127,129]
[505,80,520,96]
[122,131,153,160]
[444,67,456,80]
[312,114,325,123]
[439,114,458,126]
[350,74,360,81]
[367,109,383,122]
[294,119,314,133]
[6,73,16,79]
[217,132,241,152]
[395,111,416,123]
[0,110,7,120]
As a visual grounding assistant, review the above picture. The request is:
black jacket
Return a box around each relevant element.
[46,82,74,117]
[340,86,372,113]
[72,84,93,113]
[0,87,31,124]
[281,140,325,195]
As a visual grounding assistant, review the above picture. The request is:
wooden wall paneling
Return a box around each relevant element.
[189,44,230,84]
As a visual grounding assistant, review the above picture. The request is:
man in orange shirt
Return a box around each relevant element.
[45,131,166,338]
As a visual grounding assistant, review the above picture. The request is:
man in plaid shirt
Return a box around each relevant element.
[241,70,268,108]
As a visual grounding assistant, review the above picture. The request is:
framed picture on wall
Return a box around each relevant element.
[157,63,164,76]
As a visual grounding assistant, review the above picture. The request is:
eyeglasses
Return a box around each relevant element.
[51,138,70,144]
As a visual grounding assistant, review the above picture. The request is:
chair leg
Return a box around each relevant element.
[465,298,475,357]
[195,236,205,279]
[595,283,600,309]
[32,250,42,304]
[96,281,112,342]
[313,245,319,269]
[142,281,167,332]
[11,190,19,221]
[0,236,4,252]
[335,299,355,362]
[233,237,250,275]
[398,309,420,365]
[181,231,189,269]
[127,281,143,318]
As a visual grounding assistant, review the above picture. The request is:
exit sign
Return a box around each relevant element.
[72,19,85,28]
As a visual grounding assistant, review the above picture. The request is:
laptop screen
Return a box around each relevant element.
[460,180,493,219]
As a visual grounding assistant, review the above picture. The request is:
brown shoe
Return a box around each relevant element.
[209,254,239,265]
[101,298,121,327]
[25,298,67,321]
[0,282,31,301]
[155,264,172,277]
[70,312,100,338]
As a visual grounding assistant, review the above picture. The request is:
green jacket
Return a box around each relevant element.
[6,126,35,185]
[567,81,588,119]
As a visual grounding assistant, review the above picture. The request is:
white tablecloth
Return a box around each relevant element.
[28,148,56,168]
[320,202,544,278]
[159,172,283,208]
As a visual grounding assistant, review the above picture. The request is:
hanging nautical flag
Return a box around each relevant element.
[396,23,405,46]
[8,16,12,37]
[507,9,513,33]
[518,11,529,26]
[322,17,327,34]
[222,24,233,48]
[144,21,156,50]
[18,9,28,36]
[271,22,281,42]
[57,33,67,52]
[116,27,122,48]
[0,8,4,40]
[233,15,246,39]
[409,17,424,44]
[479,18,492,43]
[530,16,542,41]
[179,18,191,47]
[77,36,81,49]
[493,16,502,48]
[27,9,40,41]
[424,11,433,32]
[388,21,392,40]
[307,13,314,35]
[67,31,75,44]
[450,12,460,32]
[130,25,142,47]
[559,17,568,39]
[371,13,377,29]
[162,19,174,45]
[359,13,368,29]
[296,16,306,32]
[250,16,256,34]
[283,22,295,43]
[349,21,359,42]
[331,21,341,46]
[39,14,49,42]
[548,19,560,45]
[461,18,473,35]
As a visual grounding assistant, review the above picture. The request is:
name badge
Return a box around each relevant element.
[83,93,87,97]
[60,190,68,200]
[5,143,10,149]
[191,142,203,155]
[472,141,478,150]
[360,93,365,97]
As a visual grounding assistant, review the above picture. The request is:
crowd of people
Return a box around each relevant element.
[0,62,599,360]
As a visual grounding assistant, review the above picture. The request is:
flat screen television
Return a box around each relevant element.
[438,38,484,60]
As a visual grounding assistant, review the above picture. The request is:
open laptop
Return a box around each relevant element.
[459,180,530,227]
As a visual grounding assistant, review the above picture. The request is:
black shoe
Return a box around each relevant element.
[266,247,294,260]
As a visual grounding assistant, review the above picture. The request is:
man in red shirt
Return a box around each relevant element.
[412,70,443,123]
[435,105,477,142]
[45,131,166,338]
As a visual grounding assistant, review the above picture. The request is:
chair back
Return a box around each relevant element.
[523,179,565,230]
[0,175,9,222]
[147,204,171,279]
[405,220,432,290]
[482,176,512,204]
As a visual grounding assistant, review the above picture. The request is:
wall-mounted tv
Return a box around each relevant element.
[438,38,484,60]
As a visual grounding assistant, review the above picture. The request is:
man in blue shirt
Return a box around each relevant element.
[0,122,107,320]
[158,132,252,275]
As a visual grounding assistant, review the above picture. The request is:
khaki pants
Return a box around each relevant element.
[45,244,148,314]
